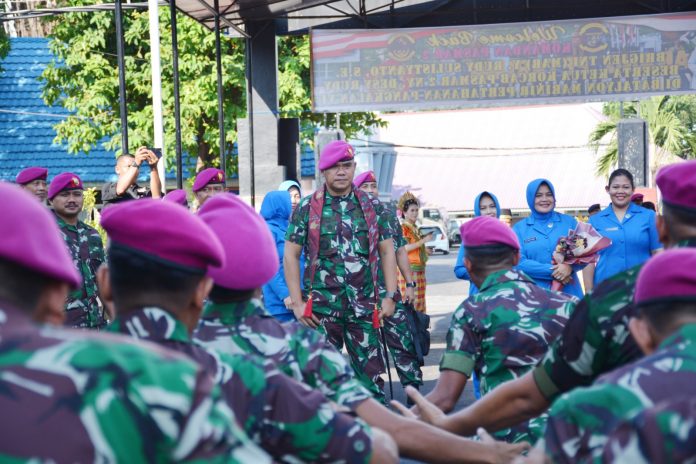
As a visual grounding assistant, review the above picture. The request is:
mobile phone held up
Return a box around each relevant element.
[148,148,163,160]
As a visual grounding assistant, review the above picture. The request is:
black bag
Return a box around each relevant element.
[404,302,431,366]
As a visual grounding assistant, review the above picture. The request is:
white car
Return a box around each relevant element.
[419,221,450,255]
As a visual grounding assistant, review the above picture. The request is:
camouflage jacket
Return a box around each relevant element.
[285,189,395,317]
[440,269,576,443]
[0,302,268,463]
[55,215,107,329]
[542,323,696,463]
[600,396,696,463]
[194,298,372,410]
[109,307,373,463]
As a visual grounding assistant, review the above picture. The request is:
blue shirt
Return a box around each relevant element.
[589,203,661,286]
[454,245,479,296]
[512,211,584,299]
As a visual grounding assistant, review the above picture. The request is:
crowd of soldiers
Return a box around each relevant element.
[2,140,695,462]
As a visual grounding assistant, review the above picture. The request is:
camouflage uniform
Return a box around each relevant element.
[440,269,576,443]
[55,215,107,329]
[195,298,373,411]
[541,323,696,463]
[285,190,396,401]
[532,236,696,400]
[0,303,268,463]
[110,307,374,463]
[600,396,696,463]
[380,206,423,389]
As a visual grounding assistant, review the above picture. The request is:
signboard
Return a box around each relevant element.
[311,13,696,112]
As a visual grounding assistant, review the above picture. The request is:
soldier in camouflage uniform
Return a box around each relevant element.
[415,216,575,444]
[354,170,423,391]
[537,248,696,462]
[48,172,107,329]
[97,198,381,463]
[0,183,268,463]
[403,160,696,441]
[284,141,399,402]
[196,193,531,464]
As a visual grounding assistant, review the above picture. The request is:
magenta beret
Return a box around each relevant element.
[47,173,83,200]
[318,140,355,171]
[0,183,81,287]
[192,168,225,192]
[630,193,644,201]
[656,160,696,211]
[199,194,278,290]
[101,199,224,272]
[163,189,188,207]
[15,167,48,185]
[460,216,520,250]
[635,249,696,305]
[353,170,377,188]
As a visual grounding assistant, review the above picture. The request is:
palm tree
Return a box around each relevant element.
[589,96,696,181]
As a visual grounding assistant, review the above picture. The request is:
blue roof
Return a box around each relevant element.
[0,38,313,184]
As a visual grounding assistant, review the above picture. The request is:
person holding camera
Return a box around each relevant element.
[102,146,162,208]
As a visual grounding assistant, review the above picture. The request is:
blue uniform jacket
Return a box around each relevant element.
[589,203,661,286]
[513,211,584,298]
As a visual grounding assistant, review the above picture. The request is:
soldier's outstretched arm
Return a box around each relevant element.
[424,370,469,413]
[369,428,399,464]
[408,372,550,437]
[357,398,528,463]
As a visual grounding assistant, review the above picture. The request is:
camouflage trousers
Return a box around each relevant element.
[317,313,386,404]
[383,303,423,388]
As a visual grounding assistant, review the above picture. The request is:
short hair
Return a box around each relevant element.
[0,257,53,312]
[642,201,656,212]
[637,300,696,334]
[464,244,517,274]
[116,154,134,164]
[663,203,696,241]
[608,168,635,189]
[588,203,601,214]
[208,285,255,304]
[107,244,205,310]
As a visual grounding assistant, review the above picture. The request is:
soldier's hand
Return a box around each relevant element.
[478,428,531,463]
[403,385,448,428]
[283,296,293,308]
[290,300,320,329]
[380,298,395,320]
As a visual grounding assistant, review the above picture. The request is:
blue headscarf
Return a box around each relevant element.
[261,190,292,241]
[526,178,556,222]
[278,180,301,195]
[473,191,501,218]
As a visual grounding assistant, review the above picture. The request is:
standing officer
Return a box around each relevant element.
[403,216,575,444]
[15,166,48,202]
[284,140,399,402]
[401,160,696,442]
[48,172,106,329]
[101,147,162,207]
[98,198,392,464]
[354,170,423,393]
[0,182,268,462]
[193,167,226,207]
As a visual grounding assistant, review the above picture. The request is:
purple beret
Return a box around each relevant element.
[15,167,48,185]
[163,189,188,207]
[192,168,225,192]
[630,193,644,201]
[318,140,355,171]
[101,199,224,272]
[199,194,278,290]
[656,160,696,211]
[353,170,377,188]
[0,183,81,287]
[48,173,83,200]
[635,249,696,305]
[460,216,520,250]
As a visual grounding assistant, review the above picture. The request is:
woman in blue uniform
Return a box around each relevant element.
[587,168,661,290]
[513,178,584,298]
[454,191,501,296]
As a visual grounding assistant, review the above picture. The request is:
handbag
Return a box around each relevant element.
[404,301,431,366]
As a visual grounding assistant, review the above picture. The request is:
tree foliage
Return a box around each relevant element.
[0,3,10,71]
[589,96,696,179]
[40,5,384,175]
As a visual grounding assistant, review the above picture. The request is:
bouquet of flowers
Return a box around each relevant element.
[551,222,612,292]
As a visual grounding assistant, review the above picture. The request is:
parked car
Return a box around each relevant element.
[419,221,450,255]
[447,219,461,245]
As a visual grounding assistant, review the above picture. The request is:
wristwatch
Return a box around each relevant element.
[405,281,417,288]
[385,290,401,303]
